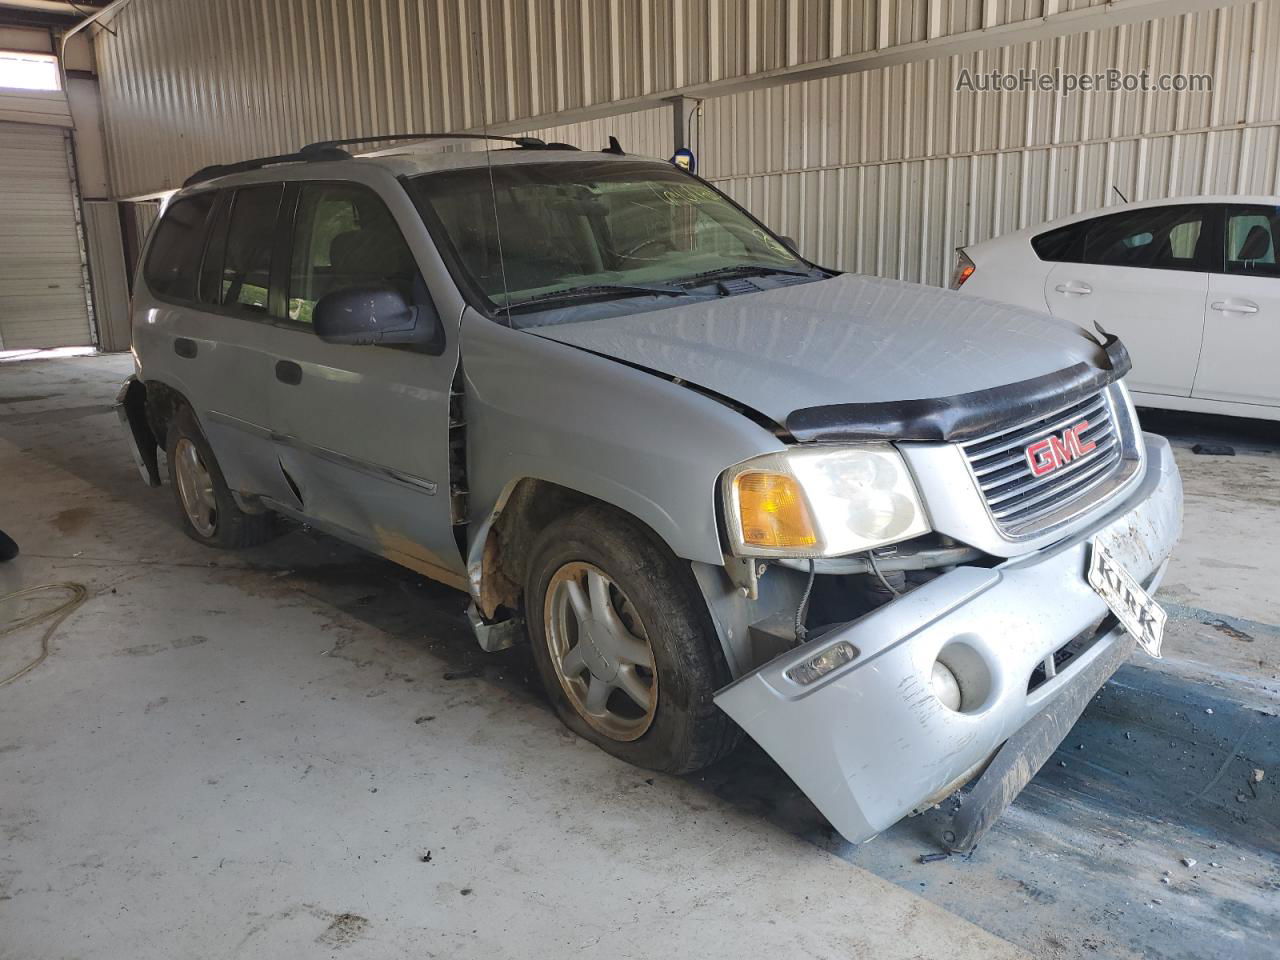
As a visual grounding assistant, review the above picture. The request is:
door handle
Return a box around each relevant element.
[1054,281,1092,296]
[1210,299,1259,315]
[275,360,303,385]
[173,337,198,359]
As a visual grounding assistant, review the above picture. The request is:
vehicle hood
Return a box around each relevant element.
[527,274,1123,441]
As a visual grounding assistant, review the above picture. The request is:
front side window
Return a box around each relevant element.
[287,182,422,324]
[217,184,283,314]
[409,160,805,325]
[143,193,216,301]
[1224,206,1280,277]
[1079,205,1208,271]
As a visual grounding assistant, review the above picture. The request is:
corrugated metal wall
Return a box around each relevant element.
[522,106,670,156]
[92,0,1273,290]
[523,2,1277,287]
[94,0,1118,197]
[696,1,1280,285]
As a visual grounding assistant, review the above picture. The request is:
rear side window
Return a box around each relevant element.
[143,193,216,300]
[287,182,423,324]
[1032,206,1210,271]
[1082,206,1206,270]
[217,184,283,314]
[1224,206,1280,277]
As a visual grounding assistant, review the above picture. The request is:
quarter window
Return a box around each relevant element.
[1031,223,1084,263]
[1224,206,1280,277]
[143,193,216,300]
[288,182,422,324]
[218,184,283,314]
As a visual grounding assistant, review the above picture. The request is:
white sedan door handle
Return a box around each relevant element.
[1210,299,1259,315]
[1054,280,1092,296]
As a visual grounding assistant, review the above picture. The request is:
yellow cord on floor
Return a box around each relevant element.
[0,583,88,687]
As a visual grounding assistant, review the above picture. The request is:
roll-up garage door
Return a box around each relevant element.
[0,122,92,350]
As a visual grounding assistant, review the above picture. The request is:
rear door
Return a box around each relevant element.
[1042,204,1213,398]
[1193,204,1280,409]
[263,179,463,586]
[184,184,295,502]
[139,186,288,502]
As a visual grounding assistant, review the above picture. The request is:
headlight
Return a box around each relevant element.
[722,444,930,558]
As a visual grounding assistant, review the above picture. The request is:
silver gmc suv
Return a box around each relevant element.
[117,135,1183,849]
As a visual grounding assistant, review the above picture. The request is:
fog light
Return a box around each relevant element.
[786,640,858,685]
[932,660,963,711]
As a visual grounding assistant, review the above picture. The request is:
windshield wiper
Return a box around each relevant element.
[506,282,687,311]
[675,264,814,287]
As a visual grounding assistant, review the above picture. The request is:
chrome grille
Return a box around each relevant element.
[961,389,1124,536]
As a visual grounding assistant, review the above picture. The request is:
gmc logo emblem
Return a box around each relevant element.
[1025,421,1097,477]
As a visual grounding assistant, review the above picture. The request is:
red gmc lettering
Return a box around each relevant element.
[1024,421,1096,477]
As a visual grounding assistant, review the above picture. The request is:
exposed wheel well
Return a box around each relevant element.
[143,380,190,446]
[475,479,673,622]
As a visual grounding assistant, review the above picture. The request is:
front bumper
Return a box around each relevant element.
[714,432,1182,843]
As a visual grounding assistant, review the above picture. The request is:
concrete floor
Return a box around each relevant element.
[1,354,1276,959]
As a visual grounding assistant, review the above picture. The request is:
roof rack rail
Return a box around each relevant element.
[302,133,549,154]
[182,132,579,189]
[183,146,349,188]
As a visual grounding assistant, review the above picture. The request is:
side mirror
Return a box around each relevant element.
[778,234,798,253]
[313,285,442,350]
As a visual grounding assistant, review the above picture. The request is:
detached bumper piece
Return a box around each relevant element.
[714,434,1182,845]
[115,376,161,487]
[945,629,1136,853]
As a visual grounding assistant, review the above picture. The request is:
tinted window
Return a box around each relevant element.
[219,184,283,314]
[143,193,216,300]
[1225,206,1280,277]
[287,182,422,324]
[197,191,231,306]
[1031,223,1084,262]
[1079,206,1207,271]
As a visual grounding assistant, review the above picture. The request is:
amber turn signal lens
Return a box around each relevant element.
[735,471,819,548]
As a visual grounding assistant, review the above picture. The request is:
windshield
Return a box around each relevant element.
[408,160,808,319]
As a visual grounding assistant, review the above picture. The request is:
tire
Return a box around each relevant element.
[525,503,739,774]
[165,405,275,549]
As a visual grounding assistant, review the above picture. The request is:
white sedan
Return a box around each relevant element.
[953,196,1280,422]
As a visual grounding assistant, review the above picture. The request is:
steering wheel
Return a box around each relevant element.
[617,238,669,261]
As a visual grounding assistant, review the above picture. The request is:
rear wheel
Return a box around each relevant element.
[165,406,275,549]
[525,504,739,774]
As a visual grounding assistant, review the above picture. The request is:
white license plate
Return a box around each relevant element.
[1088,539,1166,658]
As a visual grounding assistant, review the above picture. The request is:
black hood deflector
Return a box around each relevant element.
[785,335,1132,444]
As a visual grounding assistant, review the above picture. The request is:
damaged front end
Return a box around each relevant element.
[709,432,1182,847]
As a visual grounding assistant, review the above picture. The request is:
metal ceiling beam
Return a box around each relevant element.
[0,1,108,31]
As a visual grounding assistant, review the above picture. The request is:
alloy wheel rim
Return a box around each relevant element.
[544,561,658,742]
[174,437,217,537]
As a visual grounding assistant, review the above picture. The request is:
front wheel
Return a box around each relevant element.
[525,504,739,774]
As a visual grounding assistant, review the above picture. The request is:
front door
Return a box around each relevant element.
[1193,204,1280,409]
[265,180,463,587]
[1043,204,1212,399]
